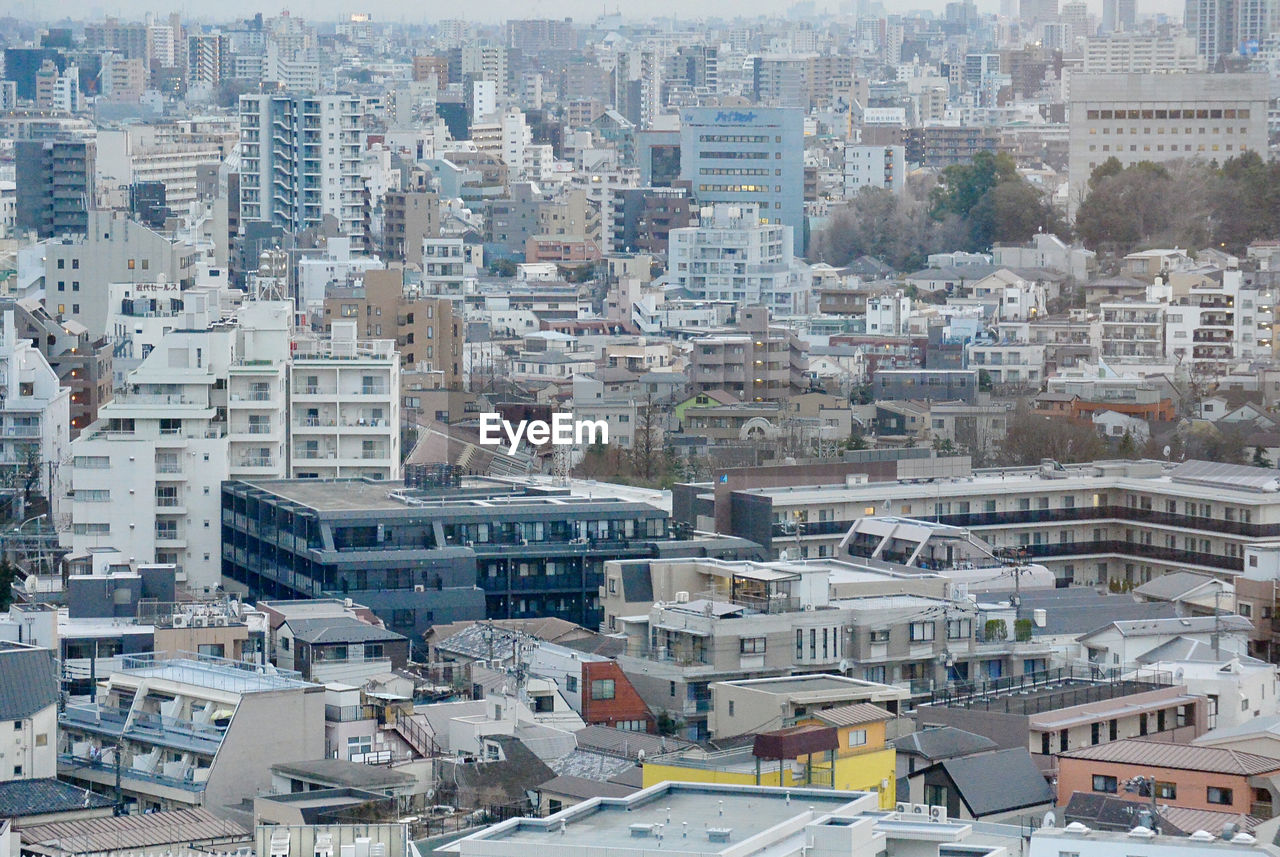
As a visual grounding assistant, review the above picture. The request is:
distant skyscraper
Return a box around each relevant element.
[15,139,95,238]
[1102,0,1137,31]
[1186,0,1272,66]
[1019,0,1059,26]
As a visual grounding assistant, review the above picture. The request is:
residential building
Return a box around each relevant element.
[901,747,1053,823]
[1057,739,1280,820]
[14,139,95,238]
[288,322,401,480]
[1083,33,1206,72]
[683,458,1280,589]
[1030,824,1269,855]
[238,93,364,240]
[844,145,906,196]
[872,369,979,404]
[0,310,70,520]
[321,269,462,391]
[1100,301,1165,362]
[610,558,1051,740]
[439,782,1014,857]
[95,126,224,213]
[687,307,809,402]
[382,184,438,267]
[67,297,290,593]
[224,478,663,634]
[42,210,202,339]
[1068,73,1268,213]
[0,641,58,781]
[679,107,805,253]
[916,669,1206,775]
[1186,0,1274,67]
[708,675,908,739]
[58,653,322,822]
[277,615,408,685]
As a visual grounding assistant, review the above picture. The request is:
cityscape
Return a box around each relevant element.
[7,2,1280,857]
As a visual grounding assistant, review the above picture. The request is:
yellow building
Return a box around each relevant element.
[642,703,896,809]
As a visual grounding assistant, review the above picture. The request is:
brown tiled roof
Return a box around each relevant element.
[1060,739,1280,776]
[814,703,893,727]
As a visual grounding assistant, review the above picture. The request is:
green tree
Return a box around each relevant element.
[1253,446,1273,468]
[0,561,15,611]
[1117,430,1137,460]
[978,369,994,392]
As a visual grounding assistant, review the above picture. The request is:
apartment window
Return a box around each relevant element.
[739,637,766,654]
[946,619,971,640]
[869,629,890,643]
[565,675,578,693]
[1092,775,1118,793]
[909,622,935,642]
[796,628,804,658]
[864,666,885,682]
[848,729,867,747]
[1156,781,1177,799]
[590,679,615,700]
[1208,786,1233,805]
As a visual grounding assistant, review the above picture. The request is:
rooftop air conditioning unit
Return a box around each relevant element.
[675,591,690,603]
[172,615,189,628]
[415,584,425,592]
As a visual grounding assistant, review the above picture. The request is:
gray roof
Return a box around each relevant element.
[1137,637,1270,666]
[284,617,406,645]
[1082,614,1254,641]
[0,778,114,818]
[538,774,635,800]
[905,264,1001,282]
[1194,713,1280,744]
[891,727,998,761]
[0,642,58,720]
[548,749,636,782]
[1016,589,1177,637]
[19,807,249,851]
[936,748,1053,817]
[572,725,696,760]
[1132,571,1224,602]
[271,758,415,789]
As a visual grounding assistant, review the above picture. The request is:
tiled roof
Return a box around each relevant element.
[813,703,893,728]
[0,778,113,818]
[0,643,58,720]
[1060,739,1280,776]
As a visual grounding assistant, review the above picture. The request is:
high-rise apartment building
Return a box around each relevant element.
[188,33,231,89]
[1102,0,1137,31]
[1186,0,1274,67]
[238,93,364,240]
[506,19,575,52]
[687,306,809,403]
[14,138,95,238]
[679,107,805,254]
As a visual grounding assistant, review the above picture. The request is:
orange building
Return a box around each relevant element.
[580,660,655,733]
[1057,739,1280,820]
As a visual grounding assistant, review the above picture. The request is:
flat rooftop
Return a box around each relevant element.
[233,477,663,515]
[119,654,312,694]
[921,669,1175,717]
[453,783,865,854]
[723,675,890,695]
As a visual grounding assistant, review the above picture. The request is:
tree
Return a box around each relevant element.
[630,395,662,481]
[0,561,16,612]
[1254,446,1274,468]
[1182,422,1247,464]
[998,409,1106,466]
[1116,430,1137,460]
[978,369,994,392]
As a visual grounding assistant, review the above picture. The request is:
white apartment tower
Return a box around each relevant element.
[668,204,813,315]
[288,321,401,480]
[239,93,364,240]
[0,311,70,523]
[66,297,292,593]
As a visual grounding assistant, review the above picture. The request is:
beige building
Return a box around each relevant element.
[689,307,809,403]
[1067,72,1268,211]
[709,674,908,739]
[382,171,439,266]
[322,268,462,391]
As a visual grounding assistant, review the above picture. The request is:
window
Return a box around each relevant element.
[946,619,971,640]
[909,622,935,642]
[590,679,615,700]
[848,729,867,747]
[1208,786,1233,805]
[740,637,766,654]
[1156,781,1177,799]
[1093,774,1118,793]
[864,665,885,682]
[869,629,890,643]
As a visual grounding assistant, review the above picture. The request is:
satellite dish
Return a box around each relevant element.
[1163,445,1171,459]
[1175,668,1185,682]
[1043,811,1056,829]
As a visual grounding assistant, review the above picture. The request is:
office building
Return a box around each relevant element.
[288,322,401,480]
[14,139,95,238]
[1068,73,1268,211]
[679,107,805,253]
[58,653,322,821]
[506,19,575,52]
[1101,0,1136,31]
[238,93,364,240]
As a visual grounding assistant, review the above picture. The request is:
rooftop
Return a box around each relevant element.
[117,652,313,694]
[0,778,113,819]
[272,758,417,790]
[920,666,1176,716]
[1059,739,1280,776]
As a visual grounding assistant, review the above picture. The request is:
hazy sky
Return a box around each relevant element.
[6,0,1186,26]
